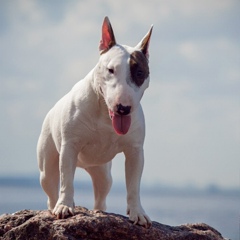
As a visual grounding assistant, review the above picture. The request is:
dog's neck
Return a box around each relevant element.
[82,68,110,122]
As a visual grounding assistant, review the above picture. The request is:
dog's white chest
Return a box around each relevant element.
[76,132,122,168]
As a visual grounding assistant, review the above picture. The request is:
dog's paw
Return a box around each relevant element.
[52,203,75,219]
[127,206,152,228]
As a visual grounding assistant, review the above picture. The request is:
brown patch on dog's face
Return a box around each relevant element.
[130,51,149,87]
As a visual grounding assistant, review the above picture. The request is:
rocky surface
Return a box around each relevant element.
[0,206,225,240]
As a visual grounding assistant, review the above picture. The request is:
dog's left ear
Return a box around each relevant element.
[99,16,116,54]
[136,25,153,59]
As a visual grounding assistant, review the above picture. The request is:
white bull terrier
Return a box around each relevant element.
[37,16,153,228]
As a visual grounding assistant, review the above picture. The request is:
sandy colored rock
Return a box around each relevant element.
[0,206,225,240]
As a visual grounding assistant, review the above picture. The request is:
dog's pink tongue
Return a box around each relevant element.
[112,114,131,135]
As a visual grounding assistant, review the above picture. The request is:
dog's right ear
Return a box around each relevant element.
[99,17,116,54]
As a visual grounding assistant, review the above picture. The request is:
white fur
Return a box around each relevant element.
[37,18,152,227]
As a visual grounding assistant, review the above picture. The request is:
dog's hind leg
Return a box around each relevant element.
[37,134,59,210]
[85,161,112,211]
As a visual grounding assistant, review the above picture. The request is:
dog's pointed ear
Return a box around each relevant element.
[136,25,153,59]
[99,17,116,54]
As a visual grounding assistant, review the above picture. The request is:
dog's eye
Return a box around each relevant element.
[137,70,143,78]
[108,68,114,74]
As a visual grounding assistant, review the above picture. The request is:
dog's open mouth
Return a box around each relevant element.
[109,110,131,135]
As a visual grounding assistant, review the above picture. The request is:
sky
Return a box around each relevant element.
[0,0,239,189]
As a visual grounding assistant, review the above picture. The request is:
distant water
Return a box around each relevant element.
[0,177,239,239]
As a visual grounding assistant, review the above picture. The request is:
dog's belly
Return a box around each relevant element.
[76,138,122,168]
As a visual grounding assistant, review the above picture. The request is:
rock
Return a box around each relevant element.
[0,206,225,240]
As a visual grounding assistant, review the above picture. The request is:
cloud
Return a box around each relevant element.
[178,41,203,63]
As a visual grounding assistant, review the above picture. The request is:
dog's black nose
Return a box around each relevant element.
[116,104,131,115]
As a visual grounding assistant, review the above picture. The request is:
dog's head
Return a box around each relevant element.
[94,17,153,135]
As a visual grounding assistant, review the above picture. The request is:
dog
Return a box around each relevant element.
[37,16,153,228]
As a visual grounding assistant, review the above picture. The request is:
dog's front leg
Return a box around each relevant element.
[124,147,151,228]
[52,144,77,219]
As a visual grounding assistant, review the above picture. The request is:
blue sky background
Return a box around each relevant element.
[0,0,239,189]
